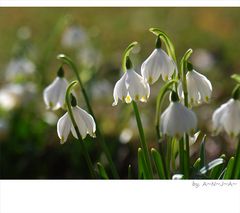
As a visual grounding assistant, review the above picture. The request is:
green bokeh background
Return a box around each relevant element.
[0,8,239,178]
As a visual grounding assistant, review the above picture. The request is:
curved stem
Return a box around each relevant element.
[65,81,96,178]
[58,54,119,179]
[132,101,153,178]
[179,49,193,178]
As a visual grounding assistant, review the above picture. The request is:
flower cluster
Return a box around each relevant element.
[43,66,96,143]
[113,36,214,138]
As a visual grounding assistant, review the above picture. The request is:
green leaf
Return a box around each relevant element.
[138,148,151,179]
[149,28,176,62]
[151,148,166,179]
[97,162,109,179]
[223,157,235,179]
[193,158,201,170]
[199,158,225,175]
[209,163,225,179]
[231,74,240,84]
[122,41,138,72]
[200,135,206,168]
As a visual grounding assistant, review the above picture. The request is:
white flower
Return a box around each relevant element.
[178,70,212,106]
[160,101,197,138]
[5,57,35,81]
[112,69,150,106]
[43,77,68,110]
[212,98,240,138]
[57,106,96,144]
[141,48,177,84]
[62,25,87,49]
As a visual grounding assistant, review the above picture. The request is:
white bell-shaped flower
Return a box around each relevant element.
[141,37,177,84]
[160,92,197,138]
[113,58,150,106]
[178,64,212,106]
[57,105,96,144]
[43,67,68,110]
[212,98,240,138]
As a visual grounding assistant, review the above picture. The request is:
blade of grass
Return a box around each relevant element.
[200,135,206,168]
[97,162,109,179]
[151,148,166,179]
[223,157,235,179]
[138,148,151,179]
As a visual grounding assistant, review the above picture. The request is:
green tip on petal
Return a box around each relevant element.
[60,137,64,144]
[148,76,153,84]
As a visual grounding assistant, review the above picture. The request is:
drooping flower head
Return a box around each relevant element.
[212,86,240,138]
[113,56,150,106]
[178,63,212,106]
[160,91,198,138]
[141,37,177,84]
[57,94,96,144]
[43,66,68,110]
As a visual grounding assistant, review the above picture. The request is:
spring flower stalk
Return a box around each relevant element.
[57,54,119,178]
[63,81,96,178]
[113,42,153,178]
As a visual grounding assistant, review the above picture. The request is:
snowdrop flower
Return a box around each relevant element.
[160,92,197,138]
[5,57,35,81]
[57,95,96,144]
[113,57,150,106]
[62,25,87,49]
[212,91,240,138]
[141,37,177,84]
[43,67,68,110]
[178,63,212,106]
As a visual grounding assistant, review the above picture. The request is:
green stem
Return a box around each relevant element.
[65,81,96,178]
[184,135,190,178]
[179,138,185,175]
[166,136,172,178]
[180,50,193,179]
[155,80,177,177]
[233,139,240,179]
[58,54,119,179]
[132,101,153,178]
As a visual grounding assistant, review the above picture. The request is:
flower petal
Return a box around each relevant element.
[57,112,72,144]
[112,73,128,106]
[43,77,68,110]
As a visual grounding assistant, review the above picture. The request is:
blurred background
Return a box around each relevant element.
[0,8,240,179]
